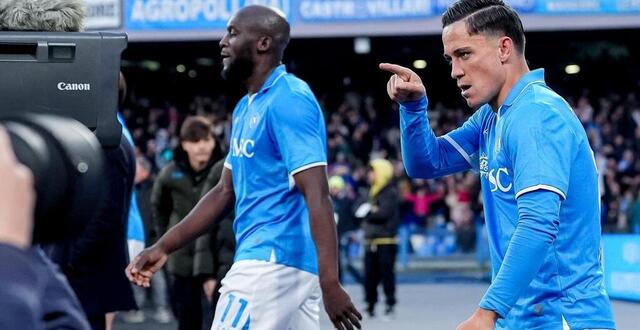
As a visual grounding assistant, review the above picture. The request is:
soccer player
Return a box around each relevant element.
[380,1,615,329]
[126,5,362,330]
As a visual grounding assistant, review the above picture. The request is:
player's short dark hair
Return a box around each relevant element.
[180,116,213,142]
[442,0,526,54]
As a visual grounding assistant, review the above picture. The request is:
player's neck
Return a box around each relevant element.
[245,61,279,94]
[492,60,530,111]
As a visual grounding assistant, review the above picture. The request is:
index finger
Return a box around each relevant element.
[379,63,413,81]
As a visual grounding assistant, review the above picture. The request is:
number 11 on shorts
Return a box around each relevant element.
[219,293,249,329]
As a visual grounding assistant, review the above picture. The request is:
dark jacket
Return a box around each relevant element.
[363,183,400,240]
[151,148,218,277]
[334,193,358,237]
[0,244,40,330]
[135,177,158,246]
[44,134,136,316]
[198,159,235,281]
[1,245,93,330]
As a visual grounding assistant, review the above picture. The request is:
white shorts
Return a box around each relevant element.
[127,239,145,259]
[211,260,321,330]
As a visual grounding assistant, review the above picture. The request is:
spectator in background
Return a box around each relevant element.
[151,116,223,330]
[329,175,362,284]
[132,155,172,323]
[362,158,400,318]
[403,180,444,228]
[628,191,640,233]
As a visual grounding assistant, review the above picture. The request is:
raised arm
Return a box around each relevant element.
[380,63,480,179]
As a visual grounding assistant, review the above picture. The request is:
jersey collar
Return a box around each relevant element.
[257,64,287,95]
[502,68,546,109]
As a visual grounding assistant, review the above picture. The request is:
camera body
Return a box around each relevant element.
[0,32,127,147]
[0,32,128,243]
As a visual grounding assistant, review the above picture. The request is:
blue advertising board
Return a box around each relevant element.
[125,0,290,30]
[602,234,640,301]
[293,0,435,22]
[113,0,640,39]
[123,0,640,31]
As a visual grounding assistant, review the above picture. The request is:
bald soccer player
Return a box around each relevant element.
[127,6,362,330]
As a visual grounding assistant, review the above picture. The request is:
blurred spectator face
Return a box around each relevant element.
[180,116,216,169]
[442,21,508,109]
[367,167,376,185]
[328,176,346,196]
[134,157,151,184]
[393,161,405,178]
[182,137,215,166]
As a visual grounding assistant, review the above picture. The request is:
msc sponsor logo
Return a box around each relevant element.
[488,168,512,193]
[479,153,512,194]
[231,138,255,158]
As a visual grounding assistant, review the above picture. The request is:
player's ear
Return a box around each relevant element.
[257,36,272,54]
[497,36,514,63]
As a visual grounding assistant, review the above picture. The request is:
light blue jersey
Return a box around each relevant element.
[118,113,145,243]
[224,65,326,275]
[400,69,615,329]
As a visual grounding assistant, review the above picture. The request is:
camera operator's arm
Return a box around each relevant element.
[127,167,235,287]
[0,126,40,329]
[66,140,133,269]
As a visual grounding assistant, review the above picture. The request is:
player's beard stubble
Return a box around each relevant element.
[221,48,254,82]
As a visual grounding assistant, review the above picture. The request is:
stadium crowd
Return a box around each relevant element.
[120,84,640,267]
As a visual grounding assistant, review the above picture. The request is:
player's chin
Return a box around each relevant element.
[464,97,477,109]
[220,66,231,80]
[465,96,484,110]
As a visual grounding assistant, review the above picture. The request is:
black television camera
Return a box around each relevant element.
[0,32,127,243]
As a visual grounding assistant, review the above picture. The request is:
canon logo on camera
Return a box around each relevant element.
[57,82,91,91]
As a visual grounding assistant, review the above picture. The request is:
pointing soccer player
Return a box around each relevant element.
[126,5,362,330]
[380,1,615,329]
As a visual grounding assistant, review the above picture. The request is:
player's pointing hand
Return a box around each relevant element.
[379,63,426,104]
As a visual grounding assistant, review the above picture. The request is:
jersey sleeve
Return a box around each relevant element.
[225,98,247,171]
[268,91,327,175]
[400,97,483,178]
[480,189,561,317]
[506,103,574,199]
[224,153,232,170]
[444,106,486,171]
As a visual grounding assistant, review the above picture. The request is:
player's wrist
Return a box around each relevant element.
[399,96,428,113]
[475,307,498,322]
[319,275,340,289]
[155,239,173,255]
